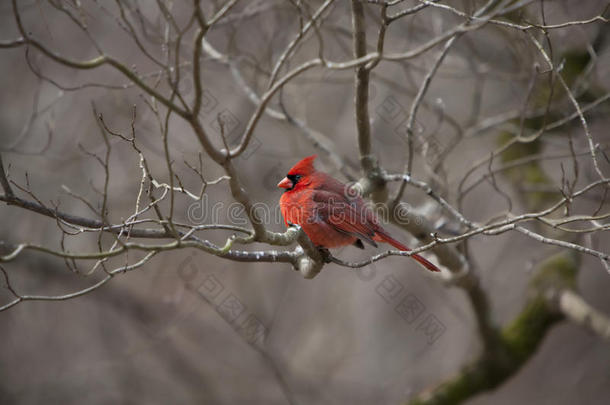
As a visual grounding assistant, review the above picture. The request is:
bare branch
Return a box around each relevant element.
[0,154,14,198]
[556,289,610,341]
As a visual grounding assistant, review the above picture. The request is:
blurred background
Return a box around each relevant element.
[0,1,609,404]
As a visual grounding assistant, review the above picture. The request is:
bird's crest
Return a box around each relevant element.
[287,155,317,176]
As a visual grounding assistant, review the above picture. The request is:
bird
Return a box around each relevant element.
[277,155,440,272]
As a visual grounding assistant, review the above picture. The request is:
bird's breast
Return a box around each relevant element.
[279,190,314,227]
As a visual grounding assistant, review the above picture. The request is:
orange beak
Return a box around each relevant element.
[277,177,293,189]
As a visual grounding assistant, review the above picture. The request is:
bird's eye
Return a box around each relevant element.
[287,174,302,183]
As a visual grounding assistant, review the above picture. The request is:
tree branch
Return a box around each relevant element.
[556,289,610,341]
[351,0,376,177]
[0,154,13,198]
[408,251,580,405]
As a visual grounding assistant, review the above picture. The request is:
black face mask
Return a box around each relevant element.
[284,174,302,191]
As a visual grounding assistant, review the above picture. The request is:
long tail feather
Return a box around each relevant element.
[376,233,441,272]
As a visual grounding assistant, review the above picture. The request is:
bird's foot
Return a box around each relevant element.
[317,247,333,263]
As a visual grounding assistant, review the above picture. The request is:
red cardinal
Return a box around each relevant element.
[278,155,440,272]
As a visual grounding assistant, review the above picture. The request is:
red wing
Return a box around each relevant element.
[312,190,378,247]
